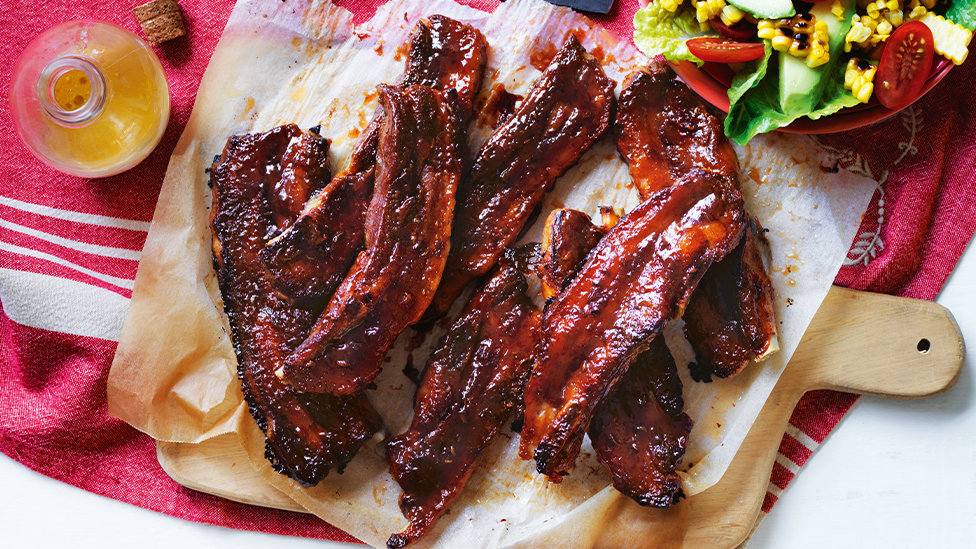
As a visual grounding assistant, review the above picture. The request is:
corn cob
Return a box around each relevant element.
[759,14,832,68]
[910,9,973,64]
[845,57,877,102]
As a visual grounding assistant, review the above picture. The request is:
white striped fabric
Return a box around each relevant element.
[0,195,151,232]
[0,196,145,340]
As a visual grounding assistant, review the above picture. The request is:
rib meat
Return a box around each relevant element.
[538,208,607,301]
[398,14,487,123]
[386,262,540,548]
[684,217,777,380]
[266,127,332,231]
[519,170,745,481]
[614,60,739,198]
[588,337,692,507]
[615,62,777,381]
[537,207,692,507]
[424,35,615,319]
[259,122,376,308]
[260,16,487,307]
[283,84,464,395]
[211,125,382,486]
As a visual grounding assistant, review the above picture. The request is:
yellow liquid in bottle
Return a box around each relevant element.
[46,30,169,175]
[54,70,91,111]
[10,21,170,178]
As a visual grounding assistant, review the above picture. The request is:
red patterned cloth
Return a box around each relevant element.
[1,0,974,543]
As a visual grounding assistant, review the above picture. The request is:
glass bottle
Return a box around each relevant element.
[9,20,170,178]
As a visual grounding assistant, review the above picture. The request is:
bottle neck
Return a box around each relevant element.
[37,55,106,128]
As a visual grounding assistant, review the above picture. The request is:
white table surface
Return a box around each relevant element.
[3,241,974,548]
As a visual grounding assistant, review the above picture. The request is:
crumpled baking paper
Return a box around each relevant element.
[108,0,877,547]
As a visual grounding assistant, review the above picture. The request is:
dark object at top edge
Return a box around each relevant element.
[544,0,614,15]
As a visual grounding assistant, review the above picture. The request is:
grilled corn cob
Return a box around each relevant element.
[758,14,832,68]
[845,57,877,102]
[910,9,973,64]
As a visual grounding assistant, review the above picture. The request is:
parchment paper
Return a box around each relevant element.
[108,0,878,547]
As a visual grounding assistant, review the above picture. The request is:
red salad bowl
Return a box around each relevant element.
[669,56,955,134]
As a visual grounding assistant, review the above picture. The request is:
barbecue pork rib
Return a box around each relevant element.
[537,208,692,507]
[260,15,487,307]
[588,337,693,507]
[519,170,746,481]
[211,125,382,486]
[258,121,376,308]
[266,126,332,231]
[684,217,777,380]
[386,262,540,548]
[614,61,739,199]
[398,14,487,121]
[615,62,777,381]
[424,34,615,320]
[283,84,464,395]
[538,208,608,301]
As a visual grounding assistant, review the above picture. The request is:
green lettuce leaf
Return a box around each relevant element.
[725,50,860,145]
[632,1,869,144]
[633,4,716,66]
[728,42,772,106]
[947,0,976,31]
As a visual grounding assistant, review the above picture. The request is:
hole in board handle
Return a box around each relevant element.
[917,338,931,354]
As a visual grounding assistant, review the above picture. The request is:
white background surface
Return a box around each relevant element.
[2,246,974,548]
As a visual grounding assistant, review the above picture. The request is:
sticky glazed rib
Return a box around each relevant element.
[260,15,487,307]
[538,208,607,301]
[615,62,777,381]
[386,262,540,548]
[588,337,692,507]
[266,127,332,231]
[399,14,487,123]
[424,35,616,320]
[684,217,777,380]
[537,207,692,507]
[614,60,739,198]
[519,170,746,481]
[282,84,464,395]
[211,125,382,485]
[259,122,377,308]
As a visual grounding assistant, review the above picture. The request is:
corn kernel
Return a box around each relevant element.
[694,0,725,23]
[865,0,883,19]
[757,19,777,40]
[659,0,685,12]
[831,0,846,21]
[806,19,831,67]
[760,14,832,66]
[720,4,745,26]
[846,16,875,51]
[771,34,792,52]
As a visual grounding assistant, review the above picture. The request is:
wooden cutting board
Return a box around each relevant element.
[157,286,965,547]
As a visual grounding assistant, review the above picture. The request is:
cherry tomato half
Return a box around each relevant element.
[875,21,935,111]
[687,37,766,64]
[709,19,758,42]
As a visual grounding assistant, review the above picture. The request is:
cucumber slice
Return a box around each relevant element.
[727,0,795,19]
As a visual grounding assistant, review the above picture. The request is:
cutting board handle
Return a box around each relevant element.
[678,286,966,549]
[788,286,965,398]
